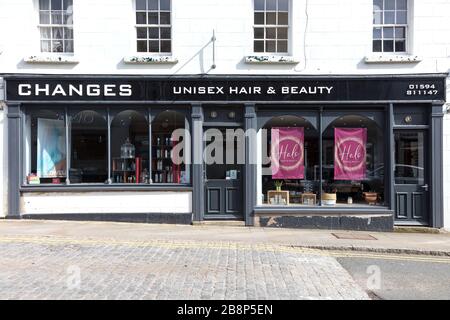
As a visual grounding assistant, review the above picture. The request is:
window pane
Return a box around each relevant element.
[266,40,276,52]
[373,27,382,39]
[40,27,51,39]
[373,0,383,11]
[149,27,159,39]
[266,27,276,39]
[266,0,276,10]
[63,0,72,10]
[64,27,73,39]
[395,132,424,185]
[277,27,288,39]
[277,40,287,52]
[137,40,147,52]
[51,12,63,24]
[39,0,50,10]
[396,0,407,10]
[111,110,149,184]
[152,111,188,184]
[383,40,394,52]
[136,12,146,24]
[148,0,158,10]
[51,0,62,10]
[254,12,264,24]
[137,27,147,39]
[396,11,407,24]
[278,0,289,11]
[40,11,50,24]
[160,40,171,52]
[149,40,159,52]
[136,0,146,10]
[278,12,288,25]
[395,40,405,52]
[148,12,158,24]
[41,40,51,52]
[63,11,73,24]
[385,0,395,10]
[395,26,405,38]
[373,11,383,24]
[24,109,67,185]
[373,40,382,52]
[254,40,264,52]
[160,12,170,24]
[64,39,73,52]
[266,12,276,24]
[384,11,395,24]
[70,110,108,183]
[254,0,265,10]
[383,27,394,38]
[52,27,63,39]
[52,40,64,52]
[160,27,170,39]
[254,27,264,39]
[160,0,170,10]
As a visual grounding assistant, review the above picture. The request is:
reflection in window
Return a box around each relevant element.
[254,0,289,53]
[322,115,385,206]
[24,108,67,184]
[70,110,108,183]
[111,110,149,184]
[152,111,189,184]
[394,132,424,184]
[262,116,319,206]
[372,0,407,53]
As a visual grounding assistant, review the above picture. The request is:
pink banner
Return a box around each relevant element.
[271,127,304,179]
[334,128,367,180]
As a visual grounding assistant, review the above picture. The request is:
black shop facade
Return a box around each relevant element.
[3,74,447,231]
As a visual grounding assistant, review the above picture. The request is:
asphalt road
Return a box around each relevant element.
[335,252,450,300]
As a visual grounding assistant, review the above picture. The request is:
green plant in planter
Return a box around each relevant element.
[274,180,284,191]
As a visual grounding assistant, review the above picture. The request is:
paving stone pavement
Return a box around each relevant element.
[0,237,369,300]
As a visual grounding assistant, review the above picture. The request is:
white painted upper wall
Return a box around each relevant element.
[0,0,449,75]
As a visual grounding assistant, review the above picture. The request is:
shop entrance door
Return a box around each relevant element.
[394,131,429,225]
[204,127,244,219]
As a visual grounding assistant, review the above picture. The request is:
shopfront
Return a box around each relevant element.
[3,74,446,231]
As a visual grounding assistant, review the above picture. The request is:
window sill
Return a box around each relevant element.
[244,55,299,64]
[20,184,192,193]
[24,55,79,64]
[123,55,178,64]
[364,54,422,64]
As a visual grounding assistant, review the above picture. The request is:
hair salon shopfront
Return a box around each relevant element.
[3,74,447,231]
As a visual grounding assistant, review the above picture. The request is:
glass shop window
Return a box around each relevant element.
[261,115,320,206]
[136,0,172,53]
[151,111,189,184]
[69,110,108,183]
[111,110,149,184]
[24,108,67,184]
[322,115,385,206]
[373,0,408,53]
[254,0,289,53]
[39,0,74,53]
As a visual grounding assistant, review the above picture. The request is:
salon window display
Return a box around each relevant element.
[261,115,320,206]
[23,107,190,186]
[322,115,385,206]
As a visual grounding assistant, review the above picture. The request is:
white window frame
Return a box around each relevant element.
[253,0,290,55]
[372,0,409,54]
[38,0,74,54]
[135,0,172,55]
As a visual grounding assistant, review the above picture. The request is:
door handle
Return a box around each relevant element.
[421,184,429,191]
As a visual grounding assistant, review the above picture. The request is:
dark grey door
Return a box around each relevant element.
[204,128,244,218]
[394,131,429,225]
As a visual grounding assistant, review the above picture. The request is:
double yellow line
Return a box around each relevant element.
[0,235,449,264]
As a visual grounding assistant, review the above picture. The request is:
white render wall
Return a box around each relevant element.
[20,192,192,214]
[0,0,449,227]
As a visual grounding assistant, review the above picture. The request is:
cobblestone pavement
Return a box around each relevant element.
[0,236,369,300]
